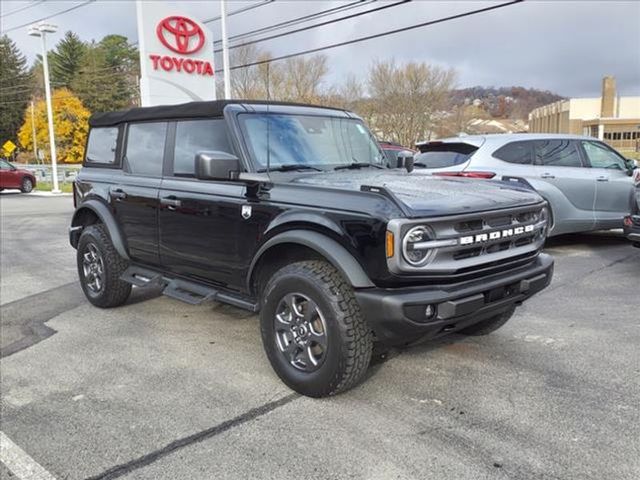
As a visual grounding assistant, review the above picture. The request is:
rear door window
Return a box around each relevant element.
[173,119,233,176]
[86,127,119,165]
[415,142,477,168]
[125,122,167,176]
[533,140,583,168]
[493,141,533,164]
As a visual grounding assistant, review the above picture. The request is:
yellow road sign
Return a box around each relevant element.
[2,140,17,155]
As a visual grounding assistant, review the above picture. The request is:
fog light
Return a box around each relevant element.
[425,304,436,319]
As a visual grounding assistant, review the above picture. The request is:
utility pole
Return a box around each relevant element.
[220,0,231,99]
[28,22,60,193]
[30,101,38,164]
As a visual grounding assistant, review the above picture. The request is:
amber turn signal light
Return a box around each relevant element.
[386,231,394,258]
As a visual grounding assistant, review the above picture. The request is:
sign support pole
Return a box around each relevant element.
[220,0,231,99]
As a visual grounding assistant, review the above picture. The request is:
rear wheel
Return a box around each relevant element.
[459,306,515,336]
[20,177,33,193]
[77,224,131,308]
[260,260,373,397]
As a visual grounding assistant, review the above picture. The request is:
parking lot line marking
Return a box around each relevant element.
[0,431,57,480]
[85,393,299,480]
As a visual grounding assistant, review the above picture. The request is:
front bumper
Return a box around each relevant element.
[623,215,640,247]
[355,253,554,345]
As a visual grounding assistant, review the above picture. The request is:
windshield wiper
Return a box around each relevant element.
[334,162,384,171]
[258,164,322,173]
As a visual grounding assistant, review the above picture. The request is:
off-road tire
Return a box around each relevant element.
[260,260,373,397]
[20,177,33,193]
[77,224,131,308]
[459,306,516,336]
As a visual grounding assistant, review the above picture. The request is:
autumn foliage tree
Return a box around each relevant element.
[18,88,90,163]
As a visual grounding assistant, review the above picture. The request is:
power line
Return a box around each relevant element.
[223,0,523,72]
[215,0,410,54]
[214,0,374,45]
[202,0,274,24]
[2,0,95,33]
[0,0,45,19]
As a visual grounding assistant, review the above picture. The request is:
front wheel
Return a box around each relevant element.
[459,306,515,336]
[77,224,131,308]
[21,177,33,193]
[260,260,373,397]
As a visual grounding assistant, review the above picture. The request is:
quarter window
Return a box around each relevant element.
[125,122,167,176]
[86,127,119,164]
[581,141,626,170]
[493,141,533,164]
[533,140,582,168]
[173,119,233,176]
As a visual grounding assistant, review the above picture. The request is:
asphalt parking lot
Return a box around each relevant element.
[1,193,638,480]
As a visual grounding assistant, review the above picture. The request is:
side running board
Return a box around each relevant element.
[120,266,258,312]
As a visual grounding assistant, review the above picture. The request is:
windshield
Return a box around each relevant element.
[238,113,385,171]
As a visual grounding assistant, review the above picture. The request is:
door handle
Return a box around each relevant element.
[540,173,555,179]
[596,176,609,182]
[160,196,182,210]
[110,188,127,200]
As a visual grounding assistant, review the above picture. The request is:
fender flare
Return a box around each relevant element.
[71,199,129,259]
[247,229,374,291]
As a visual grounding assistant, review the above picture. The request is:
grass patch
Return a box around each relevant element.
[35,181,74,193]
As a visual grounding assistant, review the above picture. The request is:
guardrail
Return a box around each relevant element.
[20,164,81,184]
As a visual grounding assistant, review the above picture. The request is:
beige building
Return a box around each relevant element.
[529,76,640,151]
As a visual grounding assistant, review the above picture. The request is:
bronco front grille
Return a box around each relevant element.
[386,203,548,278]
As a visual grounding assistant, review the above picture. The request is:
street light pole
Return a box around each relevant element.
[30,101,38,164]
[220,0,231,99]
[29,22,60,193]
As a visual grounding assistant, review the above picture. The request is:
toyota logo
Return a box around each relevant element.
[156,16,205,55]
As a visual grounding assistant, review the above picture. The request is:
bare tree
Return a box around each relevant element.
[280,54,328,103]
[230,47,328,103]
[366,59,457,146]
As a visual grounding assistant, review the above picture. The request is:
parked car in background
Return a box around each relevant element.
[378,141,415,167]
[623,169,640,247]
[414,134,637,236]
[0,159,36,193]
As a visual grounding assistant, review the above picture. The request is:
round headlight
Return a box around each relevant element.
[402,226,433,266]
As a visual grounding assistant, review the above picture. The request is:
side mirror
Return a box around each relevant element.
[397,151,415,173]
[195,151,240,180]
[625,158,638,176]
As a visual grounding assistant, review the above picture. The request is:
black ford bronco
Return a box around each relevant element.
[70,100,553,397]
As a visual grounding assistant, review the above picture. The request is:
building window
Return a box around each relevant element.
[623,132,632,140]
[604,132,612,140]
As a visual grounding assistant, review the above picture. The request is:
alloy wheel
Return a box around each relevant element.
[82,242,105,293]
[274,293,328,372]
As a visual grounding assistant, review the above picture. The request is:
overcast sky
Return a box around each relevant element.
[2,0,639,97]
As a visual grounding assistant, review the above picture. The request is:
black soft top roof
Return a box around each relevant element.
[89,100,348,127]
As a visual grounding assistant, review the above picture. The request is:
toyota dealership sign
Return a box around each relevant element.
[136,1,216,106]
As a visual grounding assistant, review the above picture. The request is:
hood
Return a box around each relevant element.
[289,169,543,217]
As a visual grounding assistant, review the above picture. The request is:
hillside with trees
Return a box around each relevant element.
[449,86,565,119]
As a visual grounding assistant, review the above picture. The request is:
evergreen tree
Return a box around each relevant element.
[0,35,31,144]
[50,31,86,87]
[73,35,139,112]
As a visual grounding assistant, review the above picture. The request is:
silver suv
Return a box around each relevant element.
[414,134,637,236]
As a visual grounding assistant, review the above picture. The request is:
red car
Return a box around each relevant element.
[0,159,36,193]
[378,141,416,167]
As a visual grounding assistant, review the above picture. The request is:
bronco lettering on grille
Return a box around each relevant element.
[459,224,535,245]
